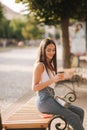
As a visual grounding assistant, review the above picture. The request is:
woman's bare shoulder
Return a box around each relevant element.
[34,62,44,71]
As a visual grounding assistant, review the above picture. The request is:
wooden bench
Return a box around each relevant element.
[0,75,80,130]
[0,93,67,130]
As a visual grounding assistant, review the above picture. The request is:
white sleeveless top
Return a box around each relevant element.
[40,63,55,88]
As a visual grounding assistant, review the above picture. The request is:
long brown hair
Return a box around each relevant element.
[75,23,83,33]
[36,37,57,75]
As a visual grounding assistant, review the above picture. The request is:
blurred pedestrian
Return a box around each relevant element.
[70,23,86,67]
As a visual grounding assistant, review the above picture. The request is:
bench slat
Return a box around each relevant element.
[2,95,53,129]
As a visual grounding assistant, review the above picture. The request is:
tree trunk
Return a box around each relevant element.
[61,18,71,68]
[85,20,87,53]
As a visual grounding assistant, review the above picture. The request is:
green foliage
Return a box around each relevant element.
[0,19,9,38]
[16,0,87,24]
[0,18,24,39]
[0,1,44,40]
[0,2,4,23]
[9,18,25,39]
[55,32,60,39]
[22,16,44,39]
[0,14,44,40]
[15,0,21,3]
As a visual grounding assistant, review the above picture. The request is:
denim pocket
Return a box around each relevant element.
[37,87,55,101]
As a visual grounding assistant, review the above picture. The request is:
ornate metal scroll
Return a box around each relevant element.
[48,115,67,130]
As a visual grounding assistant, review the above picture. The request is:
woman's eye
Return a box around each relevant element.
[52,49,55,52]
[47,49,51,52]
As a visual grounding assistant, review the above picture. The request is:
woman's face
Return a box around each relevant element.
[45,43,56,61]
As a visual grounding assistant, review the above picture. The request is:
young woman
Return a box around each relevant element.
[32,37,84,130]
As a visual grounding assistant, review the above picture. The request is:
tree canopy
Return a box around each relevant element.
[16,0,87,24]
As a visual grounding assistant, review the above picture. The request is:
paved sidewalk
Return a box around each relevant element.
[75,84,87,130]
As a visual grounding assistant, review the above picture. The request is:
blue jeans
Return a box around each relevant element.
[36,87,84,130]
